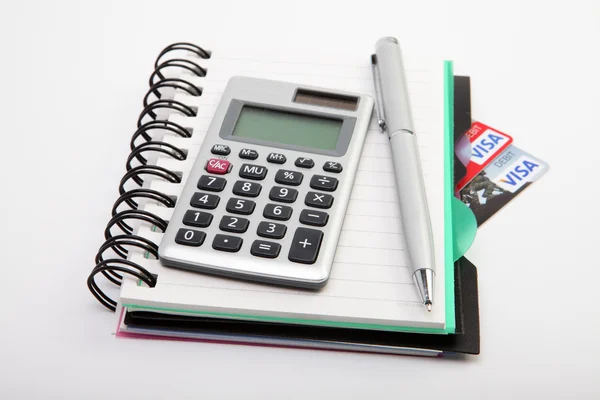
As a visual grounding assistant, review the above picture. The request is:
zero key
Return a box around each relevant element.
[288,228,324,264]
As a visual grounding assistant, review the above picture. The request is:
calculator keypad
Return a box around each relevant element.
[190,192,220,209]
[263,204,293,221]
[212,234,243,252]
[304,191,334,209]
[288,228,324,264]
[257,221,287,239]
[275,169,303,186]
[269,186,298,203]
[173,146,345,278]
[219,216,250,233]
[251,240,281,259]
[182,210,213,227]
[232,181,262,197]
[309,175,338,192]
[198,175,227,192]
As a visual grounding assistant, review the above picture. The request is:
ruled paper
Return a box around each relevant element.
[121,47,447,329]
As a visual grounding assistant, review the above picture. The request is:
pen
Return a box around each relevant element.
[371,37,436,311]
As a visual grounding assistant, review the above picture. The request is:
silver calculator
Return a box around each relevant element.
[159,76,374,288]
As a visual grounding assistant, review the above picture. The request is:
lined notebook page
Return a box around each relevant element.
[120,47,447,330]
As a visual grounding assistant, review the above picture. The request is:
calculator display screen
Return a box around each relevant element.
[231,106,343,150]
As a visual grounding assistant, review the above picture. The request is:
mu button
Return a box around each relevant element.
[239,163,267,180]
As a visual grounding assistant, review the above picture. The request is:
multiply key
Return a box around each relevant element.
[305,191,333,209]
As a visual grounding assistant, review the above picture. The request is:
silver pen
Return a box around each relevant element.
[372,37,436,311]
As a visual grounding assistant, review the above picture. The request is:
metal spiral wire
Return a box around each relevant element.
[87,42,210,311]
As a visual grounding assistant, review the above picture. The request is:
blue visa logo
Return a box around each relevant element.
[470,129,509,165]
[493,156,542,192]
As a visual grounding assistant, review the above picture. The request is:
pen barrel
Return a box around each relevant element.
[374,37,414,134]
[389,132,436,274]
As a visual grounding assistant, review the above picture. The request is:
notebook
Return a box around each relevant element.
[87,42,457,335]
[116,74,480,357]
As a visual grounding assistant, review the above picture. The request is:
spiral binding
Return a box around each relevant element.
[87,42,210,311]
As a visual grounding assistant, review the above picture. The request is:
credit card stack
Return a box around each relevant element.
[455,122,549,226]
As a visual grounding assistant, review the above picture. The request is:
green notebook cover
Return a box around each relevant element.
[127,61,458,335]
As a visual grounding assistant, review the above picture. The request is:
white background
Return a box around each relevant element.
[1,0,599,398]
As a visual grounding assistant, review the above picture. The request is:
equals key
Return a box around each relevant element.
[251,240,281,259]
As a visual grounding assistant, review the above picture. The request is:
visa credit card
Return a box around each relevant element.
[455,122,513,192]
[484,146,548,193]
[459,145,549,226]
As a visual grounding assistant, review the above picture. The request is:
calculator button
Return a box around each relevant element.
[295,157,315,168]
[275,169,303,186]
[190,192,220,209]
[232,180,262,197]
[175,228,206,247]
[310,175,338,192]
[212,234,243,252]
[197,175,227,192]
[305,191,334,209]
[226,198,256,215]
[263,204,293,221]
[251,240,281,259]
[269,186,298,203]
[219,216,250,233]
[267,153,286,164]
[323,161,343,173]
[288,228,324,264]
[205,158,231,175]
[299,209,329,227]
[257,222,287,239]
[182,210,213,227]
[239,148,259,160]
[211,144,231,155]
[239,163,267,180]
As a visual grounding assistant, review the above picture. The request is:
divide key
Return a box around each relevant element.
[309,175,338,192]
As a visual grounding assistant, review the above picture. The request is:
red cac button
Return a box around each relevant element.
[206,158,231,175]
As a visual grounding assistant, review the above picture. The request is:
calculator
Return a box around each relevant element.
[158,76,374,288]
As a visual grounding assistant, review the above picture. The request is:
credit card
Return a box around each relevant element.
[458,145,549,226]
[455,122,513,193]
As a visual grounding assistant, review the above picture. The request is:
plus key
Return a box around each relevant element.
[288,227,324,264]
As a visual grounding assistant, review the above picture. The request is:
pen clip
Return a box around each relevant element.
[370,54,386,132]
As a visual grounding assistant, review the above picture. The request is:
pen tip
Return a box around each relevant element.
[426,303,432,312]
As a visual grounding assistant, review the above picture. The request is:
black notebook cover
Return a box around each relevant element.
[123,76,480,355]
